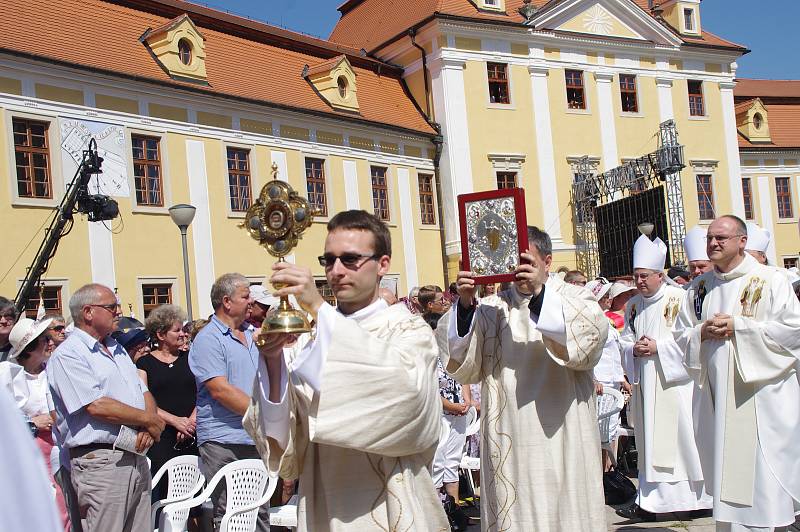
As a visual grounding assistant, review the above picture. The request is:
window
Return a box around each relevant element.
[142,284,172,318]
[315,279,336,306]
[496,172,517,189]
[13,118,52,199]
[418,173,436,225]
[226,148,251,212]
[619,74,638,113]
[487,63,510,104]
[25,286,62,319]
[742,178,754,220]
[178,39,192,65]
[753,112,764,130]
[337,77,348,99]
[696,174,715,220]
[565,70,586,110]
[776,177,794,219]
[370,166,390,221]
[784,257,798,269]
[688,80,704,117]
[131,135,163,206]
[683,8,694,32]
[305,158,328,217]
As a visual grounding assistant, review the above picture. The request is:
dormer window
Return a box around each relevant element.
[178,39,192,66]
[480,0,504,11]
[753,112,763,130]
[737,98,772,143]
[304,55,360,113]
[142,14,207,83]
[683,8,694,32]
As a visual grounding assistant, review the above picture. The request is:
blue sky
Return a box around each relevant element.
[197,0,798,80]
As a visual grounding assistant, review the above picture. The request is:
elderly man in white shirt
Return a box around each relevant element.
[47,283,164,532]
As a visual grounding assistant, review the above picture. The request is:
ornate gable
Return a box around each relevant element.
[531,0,683,47]
[737,98,772,144]
[303,55,360,113]
[142,14,207,83]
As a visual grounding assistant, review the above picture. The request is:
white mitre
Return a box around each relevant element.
[745,222,770,253]
[633,234,667,271]
[684,226,709,262]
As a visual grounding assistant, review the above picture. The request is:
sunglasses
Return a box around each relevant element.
[317,253,380,269]
[49,325,66,332]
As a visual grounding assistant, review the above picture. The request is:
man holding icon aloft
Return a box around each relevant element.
[243,209,448,531]
[436,225,608,531]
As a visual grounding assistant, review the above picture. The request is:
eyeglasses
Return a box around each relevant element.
[88,303,121,314]
[317,253,380,270]
[49,325,66,332]
[632,271,659,280]
[706,234,744,245]
[0,312,16,322]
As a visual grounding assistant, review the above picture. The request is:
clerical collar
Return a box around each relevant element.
[713,252,757,282]
[336,297,388,323]
[641,283,666,303]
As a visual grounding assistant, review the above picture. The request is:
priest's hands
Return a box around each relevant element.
[701,313,734,341]
[257,332,292,361]
[271,262,325,319]
[633,336,657,357]
[456,271,477,308]
[515,250,548,297]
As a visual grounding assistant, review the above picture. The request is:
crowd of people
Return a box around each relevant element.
[1,210,798,532]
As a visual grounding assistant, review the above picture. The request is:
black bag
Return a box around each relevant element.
[603,468,637,505]
[443,495,470,532]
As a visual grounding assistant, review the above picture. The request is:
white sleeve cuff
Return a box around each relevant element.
[531,288,567,345]
[288,302,334,393]
[256,354,290,449]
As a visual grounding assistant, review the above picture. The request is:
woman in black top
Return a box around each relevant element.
[137,304,198,500]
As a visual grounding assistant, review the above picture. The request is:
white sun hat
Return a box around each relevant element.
[585,279,613,302]
[8,317,53,362]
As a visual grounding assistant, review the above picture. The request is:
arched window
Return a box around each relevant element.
[753,112,764,130]
[337,76,348,99]
[178,39,192,66]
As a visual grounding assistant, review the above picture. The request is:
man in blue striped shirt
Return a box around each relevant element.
[48,283,165,532]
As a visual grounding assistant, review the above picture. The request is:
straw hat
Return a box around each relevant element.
[8,317,53,362]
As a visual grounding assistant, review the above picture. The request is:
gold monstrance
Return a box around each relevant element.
[240,163,317,345]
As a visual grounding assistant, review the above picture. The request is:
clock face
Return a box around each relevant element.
[59,118,130,197]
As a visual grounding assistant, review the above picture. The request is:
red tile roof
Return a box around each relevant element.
[330,0,747,54]
[0,0,437,136]
[735,80,800,150]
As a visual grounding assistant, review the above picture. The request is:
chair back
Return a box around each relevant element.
[151,455,204,532]
[597,387,625,444]
[220,459,271,532]
[463,406,480,436]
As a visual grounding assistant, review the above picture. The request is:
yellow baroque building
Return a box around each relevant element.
[0,0,445,320]
[331,0,752,278]
[735,79,800,268]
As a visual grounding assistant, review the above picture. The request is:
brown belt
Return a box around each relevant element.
[69,443,115,459]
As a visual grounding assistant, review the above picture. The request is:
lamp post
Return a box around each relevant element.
[637,222,655,238]
[169,204,196,321]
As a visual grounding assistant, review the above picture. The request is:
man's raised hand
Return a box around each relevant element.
[456,271,477,308]
[270,262,325,318]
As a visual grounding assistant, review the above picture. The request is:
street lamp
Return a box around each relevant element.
[169,204,196,321]
[637,222,655,237]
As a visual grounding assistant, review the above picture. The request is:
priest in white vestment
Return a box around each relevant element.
[617,235,712,520]
[243,210,449,532]
[685,226,714,280]
[436,226,608,531]
[674,215,800,531]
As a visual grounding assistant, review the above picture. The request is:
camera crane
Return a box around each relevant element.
[13,138,120,316]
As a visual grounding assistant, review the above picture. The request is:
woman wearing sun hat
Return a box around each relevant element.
[2,316,70,531]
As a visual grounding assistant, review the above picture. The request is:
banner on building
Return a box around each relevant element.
[59,118,129,197]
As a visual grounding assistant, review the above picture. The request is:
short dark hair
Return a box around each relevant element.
[418,285,442,310]
[720,214,747,236]
[527,226,553,257]
[327,210,391,257]
[0,296,17,318]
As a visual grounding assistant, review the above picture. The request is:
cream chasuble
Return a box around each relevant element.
[619,284,711,513]
[243,299,449,532]
[436,278,607,532]
[674,253,800,528]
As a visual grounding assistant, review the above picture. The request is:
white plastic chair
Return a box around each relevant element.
[458,407,481,496]
[463,406,479,436]
[597,387,625,466]
[150,455,205,531]
[268,494,298,529]
[159,459,277,532]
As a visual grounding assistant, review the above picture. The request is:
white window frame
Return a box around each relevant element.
[126,127,173,215]
[480,0,504,11]
[301,152,335,223]
[136,277,179,320]
[682,7,698,35]
[5,109,66,208]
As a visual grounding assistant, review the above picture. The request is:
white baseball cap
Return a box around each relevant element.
[249,285,279,307]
